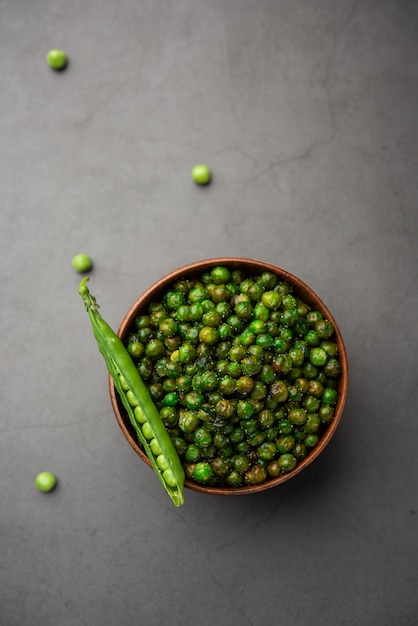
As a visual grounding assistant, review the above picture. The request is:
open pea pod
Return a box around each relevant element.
[79,277,185,507]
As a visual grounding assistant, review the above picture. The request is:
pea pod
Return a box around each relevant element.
[78,277,185,507]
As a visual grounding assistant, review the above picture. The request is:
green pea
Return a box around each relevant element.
[269,381,288,403]
[211,266,230,284]
[276,435,295,454]
[185,444,201,463]
[162,392,179,407]
[202,310,221,327]
[234,301,253,320]
[35,472,57,492]
[304,330,320,346]
[307,310,324,326]
[316,319,335,339]
[257,441,277,462]
[319,405,334,423]
[166,291,185,309]
[257,409,275,429]
[261,291,281,310]
[215,399,235,418]
[278,453,297,473]
[303,395,320,413]
[256,333,273,349]
[191,164,211,185]
[199,326,219,345]
[232,454,250,474]
[322,388,338,405]
[235,376,254,395]
[127,340,144,359]
[145,339,165,360]
[194,427,213,448]
[310,347,328,367]
[211,457,232,477]
[46,49,67,70]
[72,253,92,273]
[288,407,308,426]
[193,462,213,482]
[179,411,200,433]
[303,413,321,433]
[244,465,267,485]
[240,356,262,376]
[218,376,236,396]
[305,433,320,448]
[324,358,342,378]
[226,470,243,487]
[251,381,267,400]
[259,272,278,290]
[237,401,254,419]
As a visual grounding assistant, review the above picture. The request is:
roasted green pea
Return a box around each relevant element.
[257,441,277,462]
[231,454,250,474]
[303,395,320,413]
[193,462,213,482]
[288,407,307,426]
[310,347,328,366]
[304,434,320,448]
[226,470,243,487]
[319,405,334,423]
[261,290,281,310]
[241,356,262,376]
[256,333,273,350]
[322,388,338,405]
[235,376,254,395]
[276,435,295,454]
[245,465,267,485]
[218,376,236,396]
[199,326,219,345]
[259,272,278,289]
[251,381,267,400]
[185,444,201,463]
[166,291,185,309]
[179,411,200,433]
[145,339,166,360]
[127,340,144,358]
[278,453,297,473]
[215,399,235,419]
[324,358,342,378]
[269,381,288,403]
[189,302,204,321]
[304,329,320,347]
[235,301,253,320]
[303,413,321,433]
[193,427,213,448]
[211,457,232,477]
[272,354,293,375]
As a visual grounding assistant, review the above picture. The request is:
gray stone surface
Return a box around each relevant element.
[1,1,417,624]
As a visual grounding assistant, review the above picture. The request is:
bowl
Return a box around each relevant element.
[109,258,348,496]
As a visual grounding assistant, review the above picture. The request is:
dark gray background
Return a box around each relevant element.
[1,1,417,625]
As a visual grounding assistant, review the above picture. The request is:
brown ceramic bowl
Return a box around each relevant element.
[109,258,348,496]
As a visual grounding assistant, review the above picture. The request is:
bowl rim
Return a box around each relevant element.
[109,257,349,495]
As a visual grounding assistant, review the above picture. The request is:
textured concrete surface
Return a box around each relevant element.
[1,1,417,625]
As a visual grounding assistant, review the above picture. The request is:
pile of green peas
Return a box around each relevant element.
[124,266,342,488]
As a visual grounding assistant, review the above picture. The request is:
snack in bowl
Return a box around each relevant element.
[108,258,348,499]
